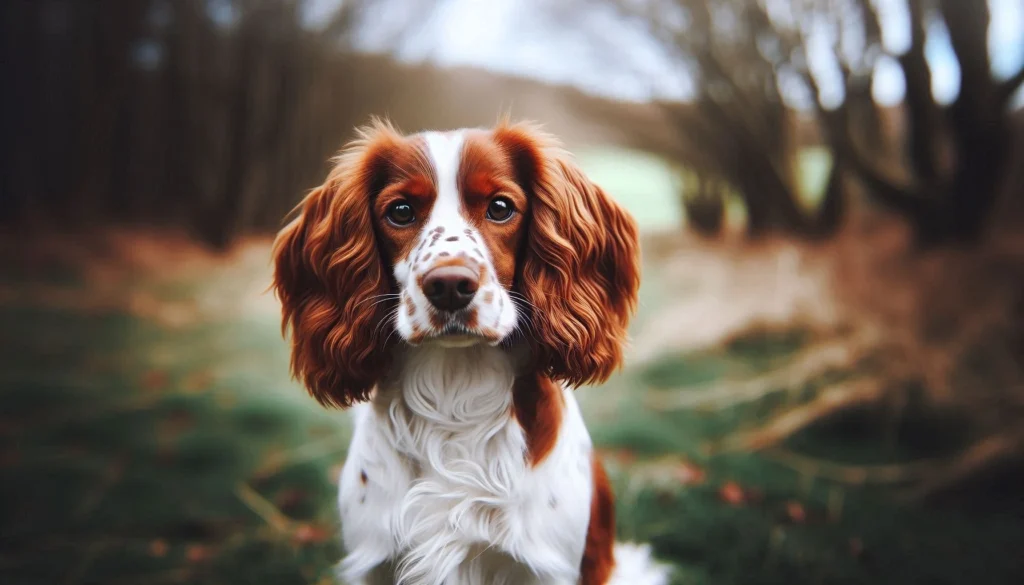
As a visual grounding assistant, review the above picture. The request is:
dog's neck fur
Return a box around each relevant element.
[370,344,532,584]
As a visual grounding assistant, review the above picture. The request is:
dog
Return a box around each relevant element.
[272,118,670,585]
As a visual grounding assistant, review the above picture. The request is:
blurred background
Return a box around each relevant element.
[2,0,1024,583]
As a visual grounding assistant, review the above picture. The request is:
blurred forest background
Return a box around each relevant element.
[2,0,1024,584]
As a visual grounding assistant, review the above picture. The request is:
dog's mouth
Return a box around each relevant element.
[440,323,473,336]
[419,322,499,348]
[429,324,482,347]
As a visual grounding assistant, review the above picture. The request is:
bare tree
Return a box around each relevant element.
[0,0,440,246]
[577,0,1023,245]
[787,0,1024,245]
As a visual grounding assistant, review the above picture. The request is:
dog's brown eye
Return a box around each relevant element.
[486,197,515,223]
[386,201,415,226]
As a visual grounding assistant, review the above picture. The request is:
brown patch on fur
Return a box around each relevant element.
[438,252,450,257]
[360,470,368,484]
[580,456,616,585]
[480,326,500,342]
[409,322,426,344]
[405,301,415,317]
[482,290,495,304]
[371,136,438,264]
[512,374,564,466]
[464,310,478,330]
[422,252,432,262]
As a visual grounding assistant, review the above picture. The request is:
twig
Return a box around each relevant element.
[763,447,937,485]
[715,379,883,452]
[251,433,348,480]
[234,482,294,534]
[644,333,878,411]
[902,431,1024,501]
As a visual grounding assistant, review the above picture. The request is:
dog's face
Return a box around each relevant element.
[272,120,640,407]
[375,130,528,347]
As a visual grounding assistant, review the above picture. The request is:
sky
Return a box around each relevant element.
[304,0,1024,106]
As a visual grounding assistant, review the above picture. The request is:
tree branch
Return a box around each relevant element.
[997,64,1024,108]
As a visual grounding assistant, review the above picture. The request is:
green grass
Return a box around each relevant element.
[1,251,1022,585]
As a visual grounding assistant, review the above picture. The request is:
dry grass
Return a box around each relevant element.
[0,227,280,326]
[637,211,1024,498]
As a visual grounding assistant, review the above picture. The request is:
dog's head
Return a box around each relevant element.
[272,119,640,407]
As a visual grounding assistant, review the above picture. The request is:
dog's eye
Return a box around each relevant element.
[386,201,415,226]
[486,197,515,223]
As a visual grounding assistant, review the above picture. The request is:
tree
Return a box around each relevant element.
[577,0,1024,245]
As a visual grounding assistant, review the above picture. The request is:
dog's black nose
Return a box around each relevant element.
[422,265,479,311]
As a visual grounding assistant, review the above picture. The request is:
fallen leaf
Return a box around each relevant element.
[785,501,807,523]
[141,370,169,392]
[674,461,706,486]
[149,539,169,557]
[292,523,331,544]
[718,481,745,506]
[185,544,213,563]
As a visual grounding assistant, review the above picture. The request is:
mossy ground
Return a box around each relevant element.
[1,242,1021,585]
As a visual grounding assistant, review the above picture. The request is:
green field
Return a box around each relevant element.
[2,240,1021,585]
[576,146,836,233]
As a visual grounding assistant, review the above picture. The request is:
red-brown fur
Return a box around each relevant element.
[493,121,641,388]
[581,456,617,584]
[272,120,434,407]
[511,373,565,466]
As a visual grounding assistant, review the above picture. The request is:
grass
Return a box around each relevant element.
[1,238,1022,585]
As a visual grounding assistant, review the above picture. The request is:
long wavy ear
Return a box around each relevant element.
[495,122,641,386]
[272,121,404,407]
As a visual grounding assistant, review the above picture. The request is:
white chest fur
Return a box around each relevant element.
[336,345,594,585]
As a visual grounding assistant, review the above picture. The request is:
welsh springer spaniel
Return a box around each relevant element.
[272,119,671,585]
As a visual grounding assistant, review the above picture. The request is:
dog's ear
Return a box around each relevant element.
[494,121,641,386]
[272,121,406,407]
